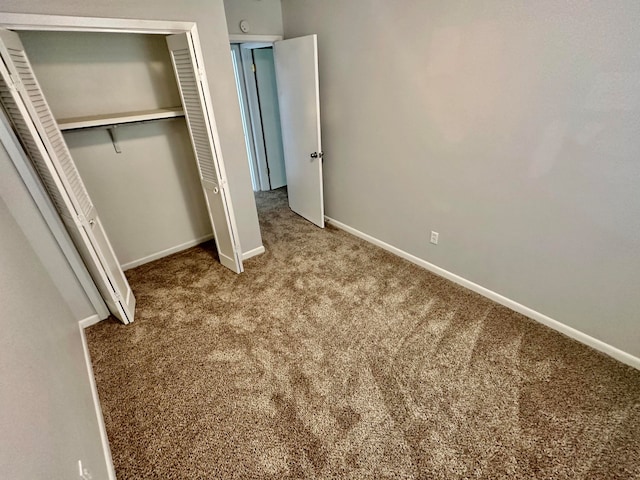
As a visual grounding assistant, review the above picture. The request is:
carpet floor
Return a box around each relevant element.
[87,188,640,479]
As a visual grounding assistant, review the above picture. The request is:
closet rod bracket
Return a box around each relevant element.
[107,125,122,154]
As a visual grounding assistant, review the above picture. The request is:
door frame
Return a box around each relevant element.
[229,34,282,44]
[239,45,271,191]
[230,44,264,191]
[0,12,244,309]
[230,35,283,192]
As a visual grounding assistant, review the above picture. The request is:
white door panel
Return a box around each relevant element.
[167,32,243,273]
[0,28,134,324]
[89,215,136,314]
[202,181,239,271]
[60,213,133,322]
[274,34,324,227]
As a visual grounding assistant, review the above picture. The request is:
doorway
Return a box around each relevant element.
[231,42,287,193]
[230,35,325,228]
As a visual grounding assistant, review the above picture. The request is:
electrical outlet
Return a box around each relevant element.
[78,460,92,480]
[430,231,439,245]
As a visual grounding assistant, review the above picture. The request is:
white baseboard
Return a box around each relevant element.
[325,216,640,370]
[242,245,265,260]
[78,314,103,329]
[120,234,215,271]
[78,321,117,480]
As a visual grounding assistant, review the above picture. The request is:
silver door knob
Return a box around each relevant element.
[310,151,323,159]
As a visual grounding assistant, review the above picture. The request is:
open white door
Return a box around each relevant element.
[167,32,243,273]
[0,28,135,324]
[274,34,324,228]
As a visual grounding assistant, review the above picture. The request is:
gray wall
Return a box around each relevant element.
[21,32,213,268]
[20,32,182,119]
[1,0,264,257]
[0,194,108,478]
[282,0,640,357]
[224,0,283,36]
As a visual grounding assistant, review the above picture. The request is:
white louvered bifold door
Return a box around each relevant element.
[166,32,243,273]
[0,28,135,324]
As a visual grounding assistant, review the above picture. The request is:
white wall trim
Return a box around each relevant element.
[121,234,215,271]
[229,34,283,43]
[242,245,265,260]
[78,321,117,480]
[78,313,102,329]
[325,216,640,371]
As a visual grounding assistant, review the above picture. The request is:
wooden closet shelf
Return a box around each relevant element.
[57,107,185,131]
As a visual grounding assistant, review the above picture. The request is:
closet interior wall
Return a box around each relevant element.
[20,31,212,270]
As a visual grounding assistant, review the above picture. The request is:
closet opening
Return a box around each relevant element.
[0,15,245,324]
[19,31,213,271]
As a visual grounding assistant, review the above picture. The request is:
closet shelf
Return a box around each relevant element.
[57,107,185,131]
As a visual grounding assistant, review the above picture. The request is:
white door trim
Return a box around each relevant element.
[0,13,194,34]
[229,34,282,44]
[231,45,260,192]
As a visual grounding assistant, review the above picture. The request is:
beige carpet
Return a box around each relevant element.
[87,188,640,479]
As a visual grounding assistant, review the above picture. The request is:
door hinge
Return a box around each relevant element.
[7,73,22,92]
[113,291,122,301]
[251,63,256,73]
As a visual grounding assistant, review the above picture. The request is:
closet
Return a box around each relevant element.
[20,32,210,270]
[0,23,243,325]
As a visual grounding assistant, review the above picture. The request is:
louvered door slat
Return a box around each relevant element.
[6,45,94,217]
[0,78,69,215]
[171,47,217,184]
